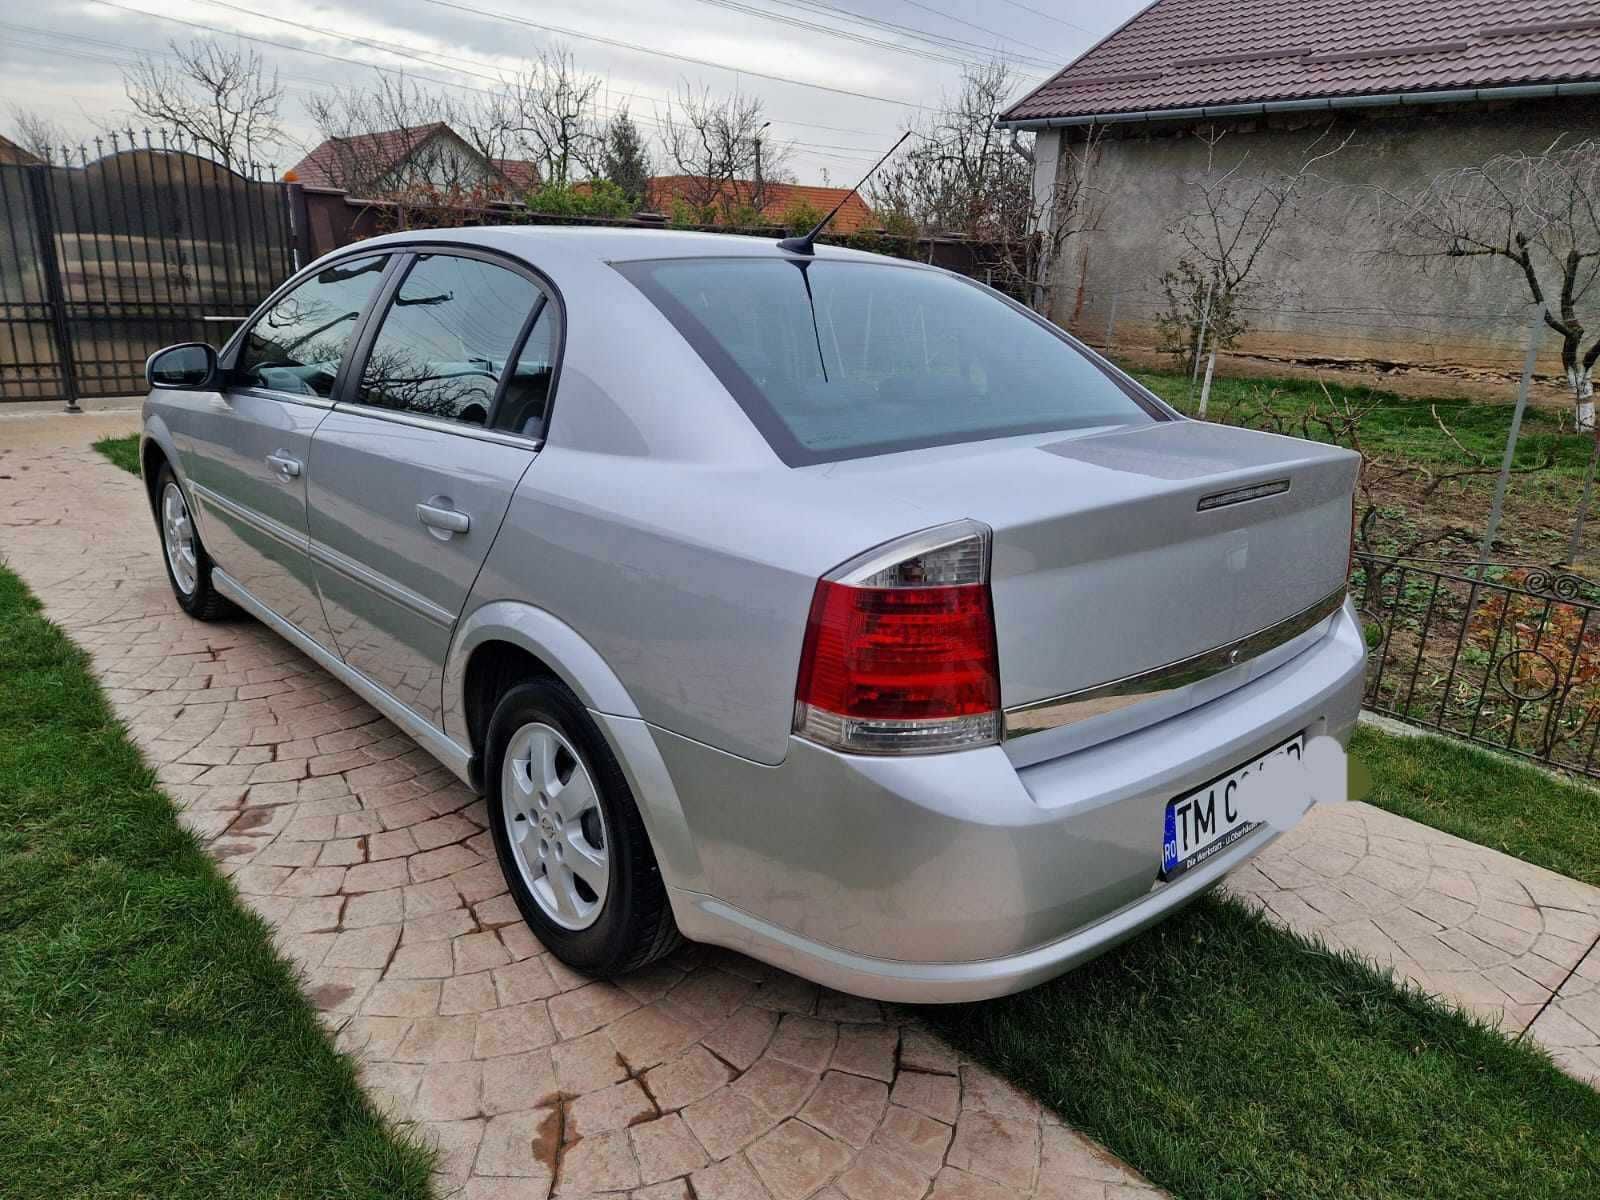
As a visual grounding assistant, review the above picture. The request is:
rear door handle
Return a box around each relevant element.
[417,502,470,534]
[265,453,301,479]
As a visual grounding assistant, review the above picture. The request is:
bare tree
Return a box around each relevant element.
[8,106,71,161]
[1010,123,1105,311]
[868,63,1089,299]
[870,63,1029,238]
[1159,124,1352,366]
[500,48,604,187]
[123,39,285,171]
[1387,138,1600,431]
[658,84,784,221]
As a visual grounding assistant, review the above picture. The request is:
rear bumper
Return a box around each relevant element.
[658,601,1367,1003]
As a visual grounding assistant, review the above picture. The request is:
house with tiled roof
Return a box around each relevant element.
[1001,0,1600,378]
[645,176,876,231]
[0,133,44,166]
[285,123,539,197]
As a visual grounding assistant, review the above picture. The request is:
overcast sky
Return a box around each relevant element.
[0,0,1148,181]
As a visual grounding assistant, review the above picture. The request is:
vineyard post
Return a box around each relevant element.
[1477,304,1546,579]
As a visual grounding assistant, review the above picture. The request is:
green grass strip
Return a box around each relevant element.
[0,563,434,1198]
[93,432,141,476]
[927,896,1600,1199]
[1355,725,1600,888]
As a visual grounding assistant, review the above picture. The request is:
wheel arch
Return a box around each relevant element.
[445,600,706,893]
[139,419,183,517]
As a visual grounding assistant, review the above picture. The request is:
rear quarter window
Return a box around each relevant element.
[617,257,1160,465]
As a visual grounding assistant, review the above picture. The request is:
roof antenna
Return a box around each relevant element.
[778,130,911,256]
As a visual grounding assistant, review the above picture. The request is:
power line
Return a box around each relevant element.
[682,0,1056,74]
[989,0,1094,35]
[189,0,886,144]
[72,3,886,167]
[183,0,891,154]
[884,0,1074,58]
[414,0,936,110]
[761,0,1062,70]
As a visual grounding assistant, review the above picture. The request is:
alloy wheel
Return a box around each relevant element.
[161,481,198,595]
[501,721,610,930]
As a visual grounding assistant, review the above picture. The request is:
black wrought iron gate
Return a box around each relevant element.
[0,134,294,404]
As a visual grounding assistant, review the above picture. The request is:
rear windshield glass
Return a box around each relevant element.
[618,257,1159,464]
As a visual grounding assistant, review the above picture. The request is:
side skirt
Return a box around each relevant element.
[213,568,479,789]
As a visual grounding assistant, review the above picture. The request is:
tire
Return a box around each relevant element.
[153,463,234,621]
[486,678,681,975]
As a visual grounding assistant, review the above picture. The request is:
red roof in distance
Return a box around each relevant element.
[645,176,876,231]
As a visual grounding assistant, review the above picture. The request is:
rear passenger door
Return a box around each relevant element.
[307,249,560,727]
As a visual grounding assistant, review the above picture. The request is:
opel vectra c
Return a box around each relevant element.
[140,227,1364,1001]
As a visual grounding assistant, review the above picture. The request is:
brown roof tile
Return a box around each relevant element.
[1002,0,1600,122]
[284,123,448,187]
[645,176,876,231]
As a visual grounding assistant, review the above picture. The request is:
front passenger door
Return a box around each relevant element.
[307,250,556,727]
[182,252,391,649]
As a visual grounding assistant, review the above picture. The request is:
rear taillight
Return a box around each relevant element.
[793,520,1001,755]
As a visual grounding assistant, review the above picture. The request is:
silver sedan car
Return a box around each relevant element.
[140,227,1364,1001]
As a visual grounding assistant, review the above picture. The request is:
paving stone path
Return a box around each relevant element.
[4,422,1598,1199]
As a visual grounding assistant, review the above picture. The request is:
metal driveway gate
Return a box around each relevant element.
[0,133,294,405]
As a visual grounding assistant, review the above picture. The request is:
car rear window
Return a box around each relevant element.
[617,257,1160,465]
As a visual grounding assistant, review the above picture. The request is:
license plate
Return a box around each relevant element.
[1161,735,1303,880]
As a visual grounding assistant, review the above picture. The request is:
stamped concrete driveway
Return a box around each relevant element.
[1,431,1164,1199]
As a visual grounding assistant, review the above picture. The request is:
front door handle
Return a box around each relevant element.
[417,502,470,535]
[265,453,301,479]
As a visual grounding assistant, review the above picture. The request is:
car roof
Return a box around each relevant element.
[348,223,927,267]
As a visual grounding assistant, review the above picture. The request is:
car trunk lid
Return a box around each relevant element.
[809,419,1358,736]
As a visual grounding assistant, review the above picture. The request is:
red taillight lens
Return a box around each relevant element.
[793,522,1002,755]
[797,581,999,719]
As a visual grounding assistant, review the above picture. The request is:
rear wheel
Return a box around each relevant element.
[486,678,680,974]
[155,464,232,620]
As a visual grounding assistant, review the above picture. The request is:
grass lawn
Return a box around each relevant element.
[0,562,434,1197]
[1132,368,1591,480]
[929,895,1600,1200]
[1355,723,1600,888]
[93,432,141,476]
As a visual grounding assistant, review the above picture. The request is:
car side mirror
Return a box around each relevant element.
[146,342,220,390]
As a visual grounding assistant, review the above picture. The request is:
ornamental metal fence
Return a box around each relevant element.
[1352,552,1600,778]
[0,131,293,405]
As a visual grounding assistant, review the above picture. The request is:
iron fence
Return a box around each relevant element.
[1353,552,1600,777]
[0,130,293,404]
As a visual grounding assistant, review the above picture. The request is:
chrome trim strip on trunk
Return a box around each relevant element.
[1003,585,1348,740]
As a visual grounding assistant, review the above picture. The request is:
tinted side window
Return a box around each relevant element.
[237,254,388,396]
[492,301,561,436]
[357,254,541,426]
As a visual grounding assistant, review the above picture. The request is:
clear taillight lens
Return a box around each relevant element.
[793,520,1001,755]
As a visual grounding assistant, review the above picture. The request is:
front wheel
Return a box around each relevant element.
[486,678,680,975]
[154,464,233,620]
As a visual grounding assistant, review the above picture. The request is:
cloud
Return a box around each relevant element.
[1,0,1142,180]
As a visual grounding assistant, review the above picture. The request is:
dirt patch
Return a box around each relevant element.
[306,982,354,1011]
[530,1106,562,1173]
[1112,345,1576,409]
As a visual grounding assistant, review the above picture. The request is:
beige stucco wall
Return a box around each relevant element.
[1043,96,1600,387]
